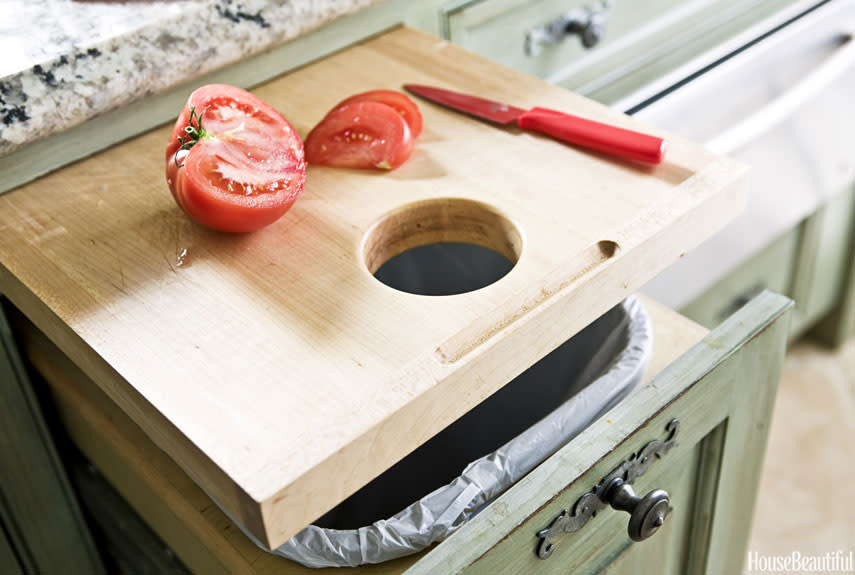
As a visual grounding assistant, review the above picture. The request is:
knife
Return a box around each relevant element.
[404,84,666,164]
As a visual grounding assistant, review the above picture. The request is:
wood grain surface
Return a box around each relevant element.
[0,27,746,547]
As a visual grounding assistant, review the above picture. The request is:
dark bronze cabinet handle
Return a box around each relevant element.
[536,419,679,559]
[601,476,670,541]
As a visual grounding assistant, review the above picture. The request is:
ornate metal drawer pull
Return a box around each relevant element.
[536,419,679,559]
[525,0,614,57]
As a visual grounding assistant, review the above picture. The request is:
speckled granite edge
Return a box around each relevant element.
[0,0,385,157]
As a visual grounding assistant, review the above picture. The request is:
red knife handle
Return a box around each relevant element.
[517,107,667,164]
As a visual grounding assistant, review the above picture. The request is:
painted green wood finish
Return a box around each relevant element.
[596,422,728,575]
[677,422,727,574]
[402,291,791,574]
[789,214,827,338]
[811,184,855,346]
[441,0,805,106]
[789,185,854,338]
[442,0,684,82]
[681,227,800,329]
[0,305,105,575]
[680,184,855,344]
[601,442,704,575]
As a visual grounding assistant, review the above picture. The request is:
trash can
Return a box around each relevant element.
[241,243,653,568]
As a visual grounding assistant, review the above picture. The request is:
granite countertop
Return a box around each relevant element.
[1,0,382,157]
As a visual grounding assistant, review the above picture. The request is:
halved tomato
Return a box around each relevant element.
[334,90,423,137]
[165,84,306,233]
[304,101,414,170]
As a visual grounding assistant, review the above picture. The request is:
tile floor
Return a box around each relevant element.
[746,338,855,570]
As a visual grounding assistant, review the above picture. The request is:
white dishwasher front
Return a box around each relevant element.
[635,0,855,310]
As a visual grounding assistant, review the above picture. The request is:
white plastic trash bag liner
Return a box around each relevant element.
[239,243,653,568]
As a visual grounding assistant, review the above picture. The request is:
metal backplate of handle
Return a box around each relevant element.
[536,419,680,559]
[525,0,614,57]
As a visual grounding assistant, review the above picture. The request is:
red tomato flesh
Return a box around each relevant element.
[165,84,305,233]
[304,102,414,170]
[335,90,423,137]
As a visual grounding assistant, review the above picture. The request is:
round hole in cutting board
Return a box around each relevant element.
[363,198,522,296]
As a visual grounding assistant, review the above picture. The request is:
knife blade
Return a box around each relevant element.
[404,84,666,164]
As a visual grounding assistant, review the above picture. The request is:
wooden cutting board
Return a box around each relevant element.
[0,27,746,548]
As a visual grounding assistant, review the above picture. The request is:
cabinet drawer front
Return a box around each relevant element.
[442,0,685,83]
[679,185,855,340]
[408,291,791,575]
[680,228,800,329]
[789,185,855,338]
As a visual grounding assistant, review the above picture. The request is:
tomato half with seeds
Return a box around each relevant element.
[304,102,414,170]
[334,90,423,137]
[165,84,306,233]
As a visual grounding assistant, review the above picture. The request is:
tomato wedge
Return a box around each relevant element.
[304,101,414,170]
[165,84,306,233]
[334,90,423,137]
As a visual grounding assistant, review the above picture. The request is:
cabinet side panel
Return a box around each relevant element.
[704,298,791,574]
[0,304,104,575]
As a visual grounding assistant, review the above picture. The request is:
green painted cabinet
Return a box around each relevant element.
[405,292,791,575]
[811,186,855,345]
[440,0,685,83]
[437,0,808,107]
[796,185,855,343]
[680,185,855,344]
[680,227,802,332]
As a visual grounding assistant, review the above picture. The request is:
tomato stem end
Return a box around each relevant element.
[174,106,208,167]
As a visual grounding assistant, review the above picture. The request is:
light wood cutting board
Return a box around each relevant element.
[0,27,746,548]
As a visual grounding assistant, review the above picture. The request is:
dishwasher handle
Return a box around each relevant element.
[706,32,854,155]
